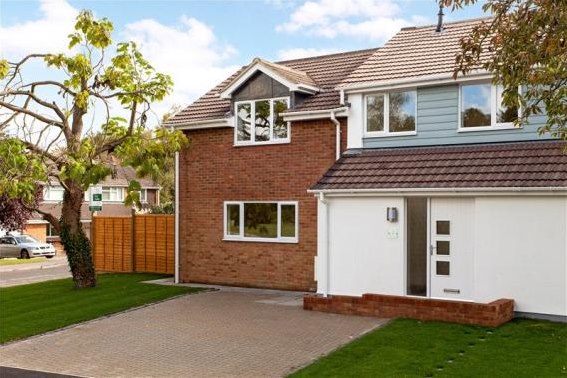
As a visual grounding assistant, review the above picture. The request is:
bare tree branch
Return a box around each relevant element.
[0,101,64,127]
[22,81,77,96]
[1,89,67,122]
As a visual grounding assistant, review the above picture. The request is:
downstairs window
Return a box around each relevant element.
[224,201,298,243]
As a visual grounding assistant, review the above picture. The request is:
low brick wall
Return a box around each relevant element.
[304,293,514,327]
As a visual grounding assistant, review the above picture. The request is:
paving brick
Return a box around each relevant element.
[0,289,386,377]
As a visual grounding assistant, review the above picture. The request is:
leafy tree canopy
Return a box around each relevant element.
[0,10,187,288]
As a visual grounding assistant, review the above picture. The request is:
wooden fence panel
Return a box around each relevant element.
[92,214,174,274]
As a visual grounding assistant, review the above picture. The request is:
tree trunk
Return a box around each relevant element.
[60,180,96,288]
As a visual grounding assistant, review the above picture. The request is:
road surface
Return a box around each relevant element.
[0,257,70,287]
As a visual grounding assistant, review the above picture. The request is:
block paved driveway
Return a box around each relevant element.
[0,286,387,377]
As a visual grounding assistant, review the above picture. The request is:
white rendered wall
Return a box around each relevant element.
[473,197,567,316]
[326,197,405,296]
[346,93,363,149]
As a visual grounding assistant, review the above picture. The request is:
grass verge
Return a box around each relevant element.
[290,318,567,377]
[0,273,201,344]
[0,257,48,266]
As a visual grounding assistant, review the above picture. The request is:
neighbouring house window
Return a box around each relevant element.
[46,224,59,237]
[139,189,147,203]
[102,187,124,201]
[366,90,417,135]
[460,82,519,129]
[235,97,290,144]
[224,201,298,242]
[43,186,64,201]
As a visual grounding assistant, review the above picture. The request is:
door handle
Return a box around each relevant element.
[429,245,435,255]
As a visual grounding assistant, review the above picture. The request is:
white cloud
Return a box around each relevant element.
[123,16,239,117]
[0,0,79,59]
[277,47,341,60]
[276,0,432,42]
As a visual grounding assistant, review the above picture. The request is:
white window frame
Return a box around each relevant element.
[234,97,291,146]
[364,89,418,137]
[102,187,124,202]
[458,81,522,132]
[43,186,65,202]
[223,201,299,243]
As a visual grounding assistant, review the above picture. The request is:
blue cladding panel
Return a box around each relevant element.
[363,85,551,148]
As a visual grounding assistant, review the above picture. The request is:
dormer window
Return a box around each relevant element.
[235,97,290,145]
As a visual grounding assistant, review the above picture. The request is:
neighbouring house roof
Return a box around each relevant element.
[338,17,493,90]
[165,48,379,127]
[311,141,567,191]
[46,165,158,189]
[102,165,158,188]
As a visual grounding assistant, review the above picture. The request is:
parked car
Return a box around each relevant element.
[0,235,56,259]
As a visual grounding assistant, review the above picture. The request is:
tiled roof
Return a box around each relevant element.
[246,58,319,89]
[338,17,493,89]
[46,165,157,188]
[312,141,567,190]
[165,48,378,126]
[102,165,158,188]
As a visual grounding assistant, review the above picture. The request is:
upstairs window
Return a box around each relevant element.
[460,82,519,130]
[102,187,124,202]
[235,97,290,145]
[43,186,64,201]
[366,90,417,136]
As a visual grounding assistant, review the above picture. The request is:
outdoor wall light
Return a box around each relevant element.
[387,207,398,222]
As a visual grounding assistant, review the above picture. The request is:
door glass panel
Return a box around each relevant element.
[436,261,450,276]
[436,220,450,235]
[406,197,427,296]
[436,240,450,255]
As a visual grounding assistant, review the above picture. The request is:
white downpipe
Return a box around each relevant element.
[174,151,180,284]
[317,192,330,297]
[330,110,341,160]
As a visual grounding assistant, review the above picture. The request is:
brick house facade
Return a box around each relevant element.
[168,18,566,325]
[169,49,374,291]
[179,119,347,291]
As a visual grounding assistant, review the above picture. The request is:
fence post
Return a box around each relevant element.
[91,215,96,270]
[131,208,136,273]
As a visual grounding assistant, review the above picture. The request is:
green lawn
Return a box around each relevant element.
[291,318,567,377]
[0,257,48,266]
[0,273,201,344]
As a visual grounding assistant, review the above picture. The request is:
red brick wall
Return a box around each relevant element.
[178,118,347,291]
[304,293,515,327]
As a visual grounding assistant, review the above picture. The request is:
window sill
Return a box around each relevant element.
[233,139,290,147]
[457,124,520,133]
[364,131,417,138]
[223,237,298,244]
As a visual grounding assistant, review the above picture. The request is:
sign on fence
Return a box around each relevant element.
[89,186,103,212]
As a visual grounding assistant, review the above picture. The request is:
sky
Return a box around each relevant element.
[0,0,486,126]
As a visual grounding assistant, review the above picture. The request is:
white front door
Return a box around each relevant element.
[429,198,474,300]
